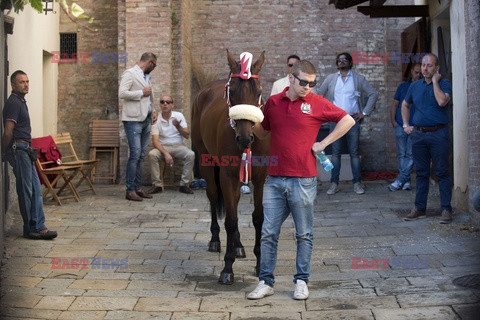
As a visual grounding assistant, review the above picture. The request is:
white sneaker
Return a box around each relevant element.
[247,280,274,300]
[353,182,365,194]
[240,185,251,194]
[293,279,309,300]
[326,182,339,195]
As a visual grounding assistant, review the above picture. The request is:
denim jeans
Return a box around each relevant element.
[6,142,47,236]
[259,176,316,287]
[329,121,361,184]
[411,127,452,211]
[123,117,151,192]
[394,125,413,184]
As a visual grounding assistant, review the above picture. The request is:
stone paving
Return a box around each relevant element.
[1,180,480,319]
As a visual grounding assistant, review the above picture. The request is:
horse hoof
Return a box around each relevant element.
[219,272,234,285]
[235,247,246,258]
[208,241,221,253]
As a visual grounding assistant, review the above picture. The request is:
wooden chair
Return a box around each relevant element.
[52,132,99,195]
[88,120,119,184]
[33,148,82,206]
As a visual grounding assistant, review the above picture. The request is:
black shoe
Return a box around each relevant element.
[179,186,194,194]
[147,186,163,194]
[28,229,58,240]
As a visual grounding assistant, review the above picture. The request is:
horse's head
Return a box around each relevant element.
[226,50,265,150]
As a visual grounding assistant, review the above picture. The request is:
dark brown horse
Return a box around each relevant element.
[191,50,270,284]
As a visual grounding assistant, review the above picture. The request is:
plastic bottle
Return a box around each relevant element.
[316,151,334,171]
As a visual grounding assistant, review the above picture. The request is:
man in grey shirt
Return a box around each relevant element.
[316,52,377,195]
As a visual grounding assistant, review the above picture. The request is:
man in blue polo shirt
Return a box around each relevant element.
[388,63,421,191]
[1,70,57,239]
[401,53,453,224]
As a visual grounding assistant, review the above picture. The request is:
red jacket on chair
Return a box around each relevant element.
[32,136,62,185]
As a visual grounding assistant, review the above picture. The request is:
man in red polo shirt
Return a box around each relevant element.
[248,60,354,300]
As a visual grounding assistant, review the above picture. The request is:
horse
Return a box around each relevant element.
[191,50,270,285]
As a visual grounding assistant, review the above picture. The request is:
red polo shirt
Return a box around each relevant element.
[262,89,347,177]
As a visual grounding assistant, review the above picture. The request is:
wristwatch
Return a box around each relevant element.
[402,123,409,128]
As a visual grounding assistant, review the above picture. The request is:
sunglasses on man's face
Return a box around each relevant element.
[287,63,294,67]
[160,100,173,104]
[293,74,316,88]
[337,57,349,63]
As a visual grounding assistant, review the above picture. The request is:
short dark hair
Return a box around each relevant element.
[291,60,316,76]
[140,52,157,62]
[287,54,300,62]
[423,53,439,66]
[336,52,353,69]
[11,70,26,83]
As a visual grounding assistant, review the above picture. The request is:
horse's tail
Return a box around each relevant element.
[214,166,226,220]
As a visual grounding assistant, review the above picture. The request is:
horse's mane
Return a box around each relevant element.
[191,58,219,96]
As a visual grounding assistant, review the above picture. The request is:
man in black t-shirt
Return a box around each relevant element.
[1,70,57,240]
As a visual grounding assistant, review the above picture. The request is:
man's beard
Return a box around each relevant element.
[338,65,350,71]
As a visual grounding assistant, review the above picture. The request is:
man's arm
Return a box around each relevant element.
[315,75,330,96]
[432,74,451,107]
[401,100,414,134]
[1,120,15,159]
[172,118,189,139]
[312,115,355,153]
[360,78,378,116]
[390,99,399,127]
[152,134,174,166]
[253,122,270,140]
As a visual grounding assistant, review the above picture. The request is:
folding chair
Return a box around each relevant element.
[88,120,119,184]
[52,132,99,194]
[32,136,82,206]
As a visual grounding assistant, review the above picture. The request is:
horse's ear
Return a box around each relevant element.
[252,51,265,75]
[227,49,238,72]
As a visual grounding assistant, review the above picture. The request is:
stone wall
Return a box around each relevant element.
[465,0,480,219]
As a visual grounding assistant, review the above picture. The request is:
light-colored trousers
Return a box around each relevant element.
[148,145,195,187]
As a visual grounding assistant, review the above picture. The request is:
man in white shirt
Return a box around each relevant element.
[147,95,195,194]
[316,52,378,195]
[270,54,300,96]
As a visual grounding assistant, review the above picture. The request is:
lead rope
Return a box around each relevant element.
[239,148,252,184]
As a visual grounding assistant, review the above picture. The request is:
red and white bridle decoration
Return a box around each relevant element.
[223,52,262,184]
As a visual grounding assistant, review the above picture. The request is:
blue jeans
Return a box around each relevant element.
[6,142,47,236]
[259,176,316,287]
[123,117,151,192]
[411,127,452,211]
[394,125,413,184]
[329,121,361,184]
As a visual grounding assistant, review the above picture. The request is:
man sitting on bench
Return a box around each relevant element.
[147,95,194,194]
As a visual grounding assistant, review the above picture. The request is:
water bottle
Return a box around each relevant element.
[316,151,334,171]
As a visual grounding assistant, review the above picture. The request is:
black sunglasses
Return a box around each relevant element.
[337,57,349,63]
[287,63,294,67]
[160,100,173,104]
[293,74,316,88]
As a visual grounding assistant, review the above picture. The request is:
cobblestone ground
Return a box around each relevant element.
[1,181,479,319]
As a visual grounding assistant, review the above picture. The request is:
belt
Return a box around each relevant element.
[15,138,31,145]
[414,124,448,132]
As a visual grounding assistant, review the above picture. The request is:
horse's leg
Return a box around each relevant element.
[218,170,241,285]
[201,165,221,253]
[252,169,266,277]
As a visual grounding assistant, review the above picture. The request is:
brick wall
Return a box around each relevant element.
[465,0,480,218]
[62,0,414,185]
[58,0,119,161]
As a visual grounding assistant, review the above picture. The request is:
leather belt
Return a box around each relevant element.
[414,124,448,132]
[15,138,31,145]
